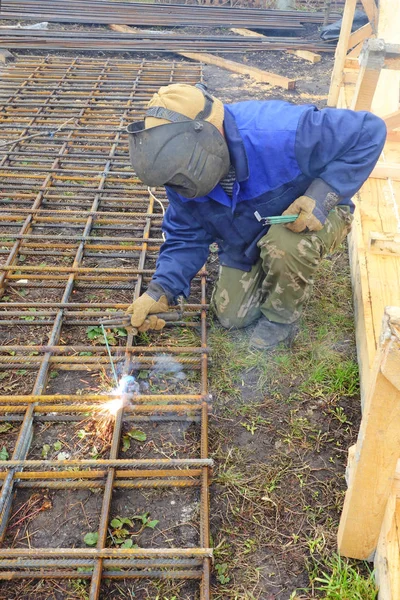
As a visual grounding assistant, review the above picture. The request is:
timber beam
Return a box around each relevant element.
[338,307,400,559]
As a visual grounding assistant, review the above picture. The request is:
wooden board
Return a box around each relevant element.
[333,1,400,590]
[0,50,14,64]
[384,109,400,131]
[337,0,400,405]
[348,23,374,49]
[369,232,400,256]
[375,492,400,600]
[232,28,322,63]
[371,162,400,180]
[109,23,138,33]
[179,52,296,90]
[286,49,321,63]
[230,27,264,38]
[109,24,296,90]
[337,308,400,559]
[360,0,379,31]
[327,0,357,106]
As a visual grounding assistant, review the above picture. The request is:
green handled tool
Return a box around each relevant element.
[254,211,298,226]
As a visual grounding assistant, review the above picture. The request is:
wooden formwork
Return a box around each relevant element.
[327,0,400,597]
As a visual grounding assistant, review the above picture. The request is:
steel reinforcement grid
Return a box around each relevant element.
[0,55,211,599]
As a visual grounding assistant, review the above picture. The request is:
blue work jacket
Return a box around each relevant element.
[152,100,386,300]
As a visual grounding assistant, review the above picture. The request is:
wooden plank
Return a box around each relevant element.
[351,63,381,110]
[377,1,400,45]
[347,41,363,58]
[231,26,324,67]
[344,56,361,69]
[375,493,400,600]
[343,71,359,84]
[360,0,379,30]
[110,23,296,90]
[350,39,386,111]
[371,163,400,180]
[387,131,400,143]
[109,23,138,33]
[383,109,400,131]
[371,0,400,118]
[359,176,400,364]
[385,56,400,70]
[347,201,376,400]
[345,443,357,486]
[338,307,400,559]
[369,232,400,256]
[327,0,358,107]
[368,207,400,357]
[230,28,264,38]
[179,52,296,90]
[0,50,14,64]
[348,23,373,50]
[287,49,321,63]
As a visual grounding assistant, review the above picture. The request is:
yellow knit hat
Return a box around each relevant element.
[145,83,224,131]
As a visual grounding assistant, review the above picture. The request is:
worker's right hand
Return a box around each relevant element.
[125,291,169,332]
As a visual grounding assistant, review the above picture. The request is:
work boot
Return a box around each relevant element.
[249,316,299,351]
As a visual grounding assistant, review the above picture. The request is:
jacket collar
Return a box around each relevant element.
[223,105,249,183]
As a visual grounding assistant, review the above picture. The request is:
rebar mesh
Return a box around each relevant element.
[0,55,211,599]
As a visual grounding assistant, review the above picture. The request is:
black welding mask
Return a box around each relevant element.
[126,87,230,199]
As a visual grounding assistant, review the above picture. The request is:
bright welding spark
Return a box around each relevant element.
[101,397,124,417]
[101,375,139,417]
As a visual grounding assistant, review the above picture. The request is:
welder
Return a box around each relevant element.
[125,83,386,350]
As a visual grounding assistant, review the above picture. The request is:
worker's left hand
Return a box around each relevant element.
[282,195,324,233]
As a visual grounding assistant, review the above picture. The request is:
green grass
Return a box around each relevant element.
[208,247,371,599]
[308,554,378,600]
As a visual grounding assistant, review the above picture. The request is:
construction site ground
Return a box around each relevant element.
[0,17,377,600]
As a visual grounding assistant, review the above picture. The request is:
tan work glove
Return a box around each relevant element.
[282,195,323,233]
[125,291,169,333]
[283,179,340,233]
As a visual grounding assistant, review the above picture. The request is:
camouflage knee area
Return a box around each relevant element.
[256,208,354,324]
[212,263,263,329]
[259,225,323,284]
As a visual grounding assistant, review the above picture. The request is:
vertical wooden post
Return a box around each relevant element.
[338,307,400,559]
[350,38,386,110]
[327,0,358,107]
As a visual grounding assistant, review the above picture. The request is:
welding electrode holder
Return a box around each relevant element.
[100,310,183,335]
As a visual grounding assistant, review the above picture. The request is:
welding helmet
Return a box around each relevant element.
[126,83,230,199]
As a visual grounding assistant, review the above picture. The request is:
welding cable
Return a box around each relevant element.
[147,187,166,241]
[0,116,77,148]
[0,117,122,148]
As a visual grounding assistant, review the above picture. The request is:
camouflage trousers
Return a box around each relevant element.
[211,206,353,328]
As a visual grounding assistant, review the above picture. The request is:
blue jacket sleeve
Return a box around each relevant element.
[295,107,386,221]
[151,189,214,300]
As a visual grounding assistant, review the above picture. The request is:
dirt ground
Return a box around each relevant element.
[0,18,374,600]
